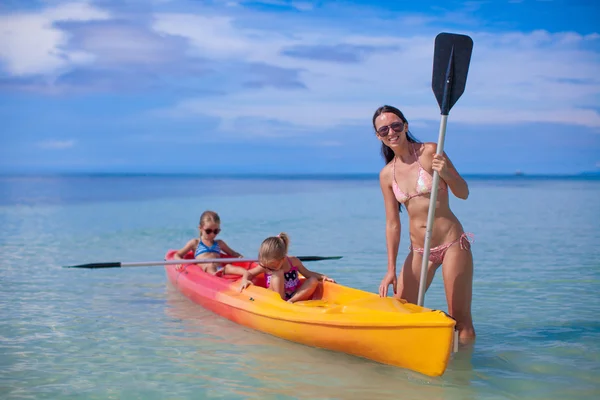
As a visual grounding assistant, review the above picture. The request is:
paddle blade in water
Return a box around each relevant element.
[432,32,473,115]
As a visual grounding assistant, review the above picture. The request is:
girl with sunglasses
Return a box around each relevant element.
[238,233,335,303]
[174,210,247,276]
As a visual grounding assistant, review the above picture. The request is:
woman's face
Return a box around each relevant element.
[374,112,408,149]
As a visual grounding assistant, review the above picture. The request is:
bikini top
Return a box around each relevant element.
[194,240,221,257]
[392,144,447,204]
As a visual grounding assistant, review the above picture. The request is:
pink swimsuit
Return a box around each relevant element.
[265,257,302,300]
[392,143,447,203]
[392,143,473,264]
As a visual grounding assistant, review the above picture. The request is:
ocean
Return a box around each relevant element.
[1,174,599,399]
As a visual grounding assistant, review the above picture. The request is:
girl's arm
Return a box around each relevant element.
[174,239,198,260]
[291,257,335,282]
[217,240,243,258]
[238,265,265,292]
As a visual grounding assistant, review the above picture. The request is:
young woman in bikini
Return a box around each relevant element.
[373,105,476,344]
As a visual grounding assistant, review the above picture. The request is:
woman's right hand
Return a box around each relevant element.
[379,270,397,297]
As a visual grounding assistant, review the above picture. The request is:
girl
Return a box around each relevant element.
[174,210,247,276]
[372,105,475,344]
[238,233,335,303]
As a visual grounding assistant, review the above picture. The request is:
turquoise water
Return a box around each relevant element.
[1,175,599,399]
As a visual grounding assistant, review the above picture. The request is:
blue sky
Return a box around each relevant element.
[1,0,599,175]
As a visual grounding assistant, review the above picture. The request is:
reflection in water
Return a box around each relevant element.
[163,282,478,399]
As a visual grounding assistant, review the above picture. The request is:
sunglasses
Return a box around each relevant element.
[376,121,405,137]
[259,259,284,272]
[204,228,221,235]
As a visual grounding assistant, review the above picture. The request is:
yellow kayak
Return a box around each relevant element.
[165,250,456,377]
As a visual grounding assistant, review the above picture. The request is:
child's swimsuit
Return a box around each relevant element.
[195,240,221,257]
[266,257,302,300]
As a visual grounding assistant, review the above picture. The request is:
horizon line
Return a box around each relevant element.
[1,171,599,179]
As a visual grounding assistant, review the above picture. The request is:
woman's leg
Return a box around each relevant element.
[287,277,319,303]
[440,242,476,344]
[395,251,441,303]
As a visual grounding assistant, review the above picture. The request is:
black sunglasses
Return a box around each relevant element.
[376,121,405,137]
[204,228,221,235]
[259,264,276,272]
[259,259,284,272]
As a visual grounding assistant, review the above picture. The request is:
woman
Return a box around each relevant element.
[373,105,475,344]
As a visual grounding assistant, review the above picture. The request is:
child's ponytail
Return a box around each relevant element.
[277,232,290,254]
[259,233,290,264]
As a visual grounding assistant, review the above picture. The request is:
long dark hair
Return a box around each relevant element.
[372,105,421,164]
[372,105,421,212]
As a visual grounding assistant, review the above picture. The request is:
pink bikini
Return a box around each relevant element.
[265,257,302,300]
[392,144,473,264]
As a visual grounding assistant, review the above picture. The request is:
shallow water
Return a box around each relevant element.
[1,175,599,399]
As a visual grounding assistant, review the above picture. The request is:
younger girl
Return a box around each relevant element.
[238,233,335,303]
[174,210,247,276]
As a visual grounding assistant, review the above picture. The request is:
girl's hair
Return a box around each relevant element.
[372,105,421,164]
[258,232,290,264]
[372,105,421,213]
[199,210,220,227]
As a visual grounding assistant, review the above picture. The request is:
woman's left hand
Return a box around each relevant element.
[321,275,336,283]
[432,154,451,180]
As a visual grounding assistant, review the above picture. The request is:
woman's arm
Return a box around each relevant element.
[380,168,401,274]
[427,144,469,199]
[378,167,400,297]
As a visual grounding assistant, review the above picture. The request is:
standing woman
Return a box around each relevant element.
[373,105,476,344]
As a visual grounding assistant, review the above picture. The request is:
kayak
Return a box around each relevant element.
[164,250,456,377]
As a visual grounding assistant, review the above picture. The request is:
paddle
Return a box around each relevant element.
[63,255,343,269]
[417,32,474,307]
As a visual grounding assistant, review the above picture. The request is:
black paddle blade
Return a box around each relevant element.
[298,256,342,262]
[63,262,121,269]
[432,32,473,115]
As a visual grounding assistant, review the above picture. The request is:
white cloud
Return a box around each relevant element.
[151,13,600,129]
[2,3,599,131]
[291,2,314,11]
[37,139,76,149]
[0,2,110,76]
[229,0,314,11]
[151,13,290,63]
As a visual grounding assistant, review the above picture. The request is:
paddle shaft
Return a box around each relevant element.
[87,258,259,269]
[417,115,448,307]
[65,255,342,269]
[417,42,456,307]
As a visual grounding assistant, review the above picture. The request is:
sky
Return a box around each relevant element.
[0,0,599,175]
